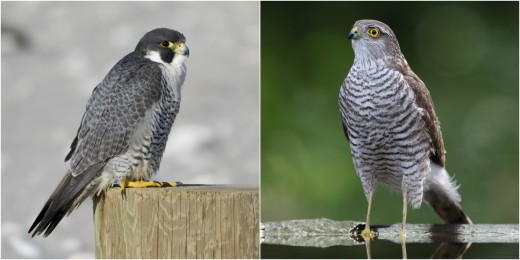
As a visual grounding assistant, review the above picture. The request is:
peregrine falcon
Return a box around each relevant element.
[29,28,189,237]
[338,20,471,239]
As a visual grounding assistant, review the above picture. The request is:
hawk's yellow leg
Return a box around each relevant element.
[401,194,408,259]
[364,235,372,259]
[401,194,408,238]
[361,191,376,240]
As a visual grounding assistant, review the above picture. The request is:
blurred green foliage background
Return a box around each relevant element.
[261,1,518,225]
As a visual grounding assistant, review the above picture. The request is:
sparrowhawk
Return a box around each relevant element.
[338,20,472,240]
[29,28,189,237]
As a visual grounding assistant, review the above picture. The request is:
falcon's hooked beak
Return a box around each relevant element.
[348,26,359,40]
[173,42,190,57]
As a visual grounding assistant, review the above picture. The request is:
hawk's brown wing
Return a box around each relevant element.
[389,58,446,168]
[404,73,446,168]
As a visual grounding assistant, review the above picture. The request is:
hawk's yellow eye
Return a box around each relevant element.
[367,28,380,38]
[161,41,172,47]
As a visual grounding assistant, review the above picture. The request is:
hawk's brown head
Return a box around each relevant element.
[348,19,403,61]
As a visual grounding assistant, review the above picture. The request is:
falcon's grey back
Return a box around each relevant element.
[29,28,189,237]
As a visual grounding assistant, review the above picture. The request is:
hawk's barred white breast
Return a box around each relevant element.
[338,19,471,240]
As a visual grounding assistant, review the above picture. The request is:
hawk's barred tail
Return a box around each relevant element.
[425,190,472,224]
[28,163,105,237]
[424,164,472,224]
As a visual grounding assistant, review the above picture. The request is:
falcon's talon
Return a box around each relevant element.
[120,179,130,191]
[165,181,181,187]
[126,180,159,188]
[123,180,181,188]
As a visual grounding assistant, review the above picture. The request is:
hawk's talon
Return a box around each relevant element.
[350,223,366,234]
[350,223,378,241]
[361,226,376,240]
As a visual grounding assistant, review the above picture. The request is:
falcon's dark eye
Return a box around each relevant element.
[161,41,171,47]
[367,28,380,38]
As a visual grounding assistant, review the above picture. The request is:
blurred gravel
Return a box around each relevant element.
[1,2,259,258]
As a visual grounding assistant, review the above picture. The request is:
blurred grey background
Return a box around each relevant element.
[2,2,259,258]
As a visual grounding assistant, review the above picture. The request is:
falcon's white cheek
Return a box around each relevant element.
[144,51,164,64]
[144,50,187,82]
[144,50,187,67]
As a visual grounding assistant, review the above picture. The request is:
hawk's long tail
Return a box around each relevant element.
[28,163,105,237]
[423,163,472,224]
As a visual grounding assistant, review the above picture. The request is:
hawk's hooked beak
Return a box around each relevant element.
[173,42,190,57]
[348,26,359,40]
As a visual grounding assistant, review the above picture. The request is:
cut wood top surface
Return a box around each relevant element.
[108,184,259,193]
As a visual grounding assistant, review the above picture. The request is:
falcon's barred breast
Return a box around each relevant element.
[338,20,471,238]
[29,28,189,237]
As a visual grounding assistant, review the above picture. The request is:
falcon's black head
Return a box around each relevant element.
[136,28,189,64]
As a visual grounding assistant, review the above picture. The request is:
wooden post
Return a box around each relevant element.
[94,185,259,259]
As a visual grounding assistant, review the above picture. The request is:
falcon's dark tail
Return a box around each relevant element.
[28,163,105,237]
[424,164,472,224]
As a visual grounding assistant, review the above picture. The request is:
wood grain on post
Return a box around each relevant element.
[94,185,259,259]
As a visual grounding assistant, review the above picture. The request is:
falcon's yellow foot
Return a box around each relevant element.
[162,181,182,187]
[126,180,161,188]
[126,180,182,188]
[120,179,130,191]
